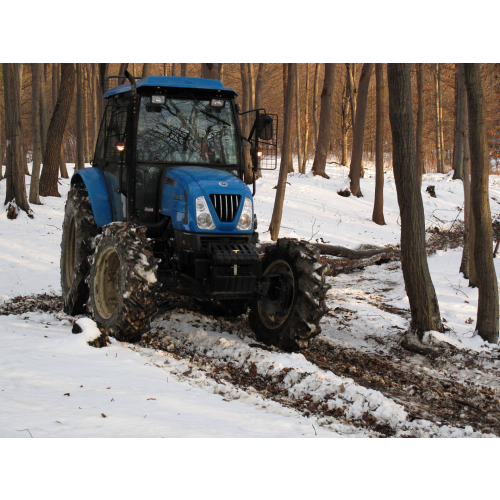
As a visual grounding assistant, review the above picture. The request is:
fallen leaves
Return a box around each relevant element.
[101,413,107,418]
[63,393,70,396]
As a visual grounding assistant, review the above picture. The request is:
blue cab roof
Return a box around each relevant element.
[103,76,237,99]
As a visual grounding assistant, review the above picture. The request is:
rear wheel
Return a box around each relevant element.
[249,239,329,351]
[61,186,99,315]
[88,223,159,342]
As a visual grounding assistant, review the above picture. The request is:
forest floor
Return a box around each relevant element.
[1,161,500,438]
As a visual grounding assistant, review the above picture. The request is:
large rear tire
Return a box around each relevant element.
[249,239,329,351]
[61,186,99,315]
[88,223,159,343]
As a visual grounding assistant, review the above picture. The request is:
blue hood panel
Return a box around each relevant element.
[161,166,253,234]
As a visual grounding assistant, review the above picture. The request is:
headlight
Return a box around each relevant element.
[237,197,253,231]
[195,196,215,230]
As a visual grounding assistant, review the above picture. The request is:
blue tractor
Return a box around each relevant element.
[60,72,329,351]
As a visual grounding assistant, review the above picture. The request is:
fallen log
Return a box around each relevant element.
[320,252,399,276]
[257,240,400,276]
[257,241,399,259]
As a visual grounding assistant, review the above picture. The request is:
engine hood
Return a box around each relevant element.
[168,166,251,198]
[161,166,254,233]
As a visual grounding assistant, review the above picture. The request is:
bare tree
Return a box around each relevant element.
[452,64,466,180]
[387,63,443,337]
[39,64,50,161]
[340,79,351,166]
[180,64,187,77]
[416,63,425,186]
[295,64,303,172]
[460,87,471,278]
[464,63,499,343]
[311,63,335,178]
[240,63,254,183]
[0,93,3,181]
[142,63,152,78]
[39,64,75,197]
[3,63,31,214]
[201,63,222,80]
[171,63,177,77]
[434,64,445,173]
[349,63,374,197]
[269,63,296,241]
[301,63,310,173]
[51,63,68,179]
[312,63,320,148]
[254,63,265,111]
[75,63,84,171]
[29,64,42,205]
[372,63,385,225]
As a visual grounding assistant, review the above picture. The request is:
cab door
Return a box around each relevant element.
[93,96,129,222]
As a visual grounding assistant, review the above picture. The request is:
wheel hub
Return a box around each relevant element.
[257,259,295,329]
[94,246,121,320]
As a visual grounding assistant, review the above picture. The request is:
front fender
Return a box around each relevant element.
[71,168,112,228]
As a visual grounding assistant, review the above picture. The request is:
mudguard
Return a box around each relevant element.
[71,168,113,228]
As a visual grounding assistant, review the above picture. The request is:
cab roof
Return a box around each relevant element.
[103,76,237,99]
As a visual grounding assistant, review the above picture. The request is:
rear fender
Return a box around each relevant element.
[71,168,113,228]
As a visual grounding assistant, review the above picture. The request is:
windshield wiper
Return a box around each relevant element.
[187,93,230,127]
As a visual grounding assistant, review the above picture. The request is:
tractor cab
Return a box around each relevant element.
[88,74,276,229]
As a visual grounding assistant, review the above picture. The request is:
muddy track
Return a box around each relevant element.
[303,337,500,436]
[3,293,499,436]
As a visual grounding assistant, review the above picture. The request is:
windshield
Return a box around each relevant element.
[136,96,239,166]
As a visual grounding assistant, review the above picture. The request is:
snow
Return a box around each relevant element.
[1,160,499,437]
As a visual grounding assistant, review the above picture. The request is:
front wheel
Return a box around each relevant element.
[249,239,329,351]
[88,223,159,343]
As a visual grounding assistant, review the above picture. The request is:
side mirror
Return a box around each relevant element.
[257,114,273,141]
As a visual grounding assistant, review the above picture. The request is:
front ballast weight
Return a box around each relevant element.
[87,223,160,343]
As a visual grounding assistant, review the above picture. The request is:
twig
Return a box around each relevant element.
[445,278,469,298]
[17,428,33,438]
[312,424,317,436]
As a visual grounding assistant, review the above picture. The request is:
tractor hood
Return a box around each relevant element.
[161,166,254,234]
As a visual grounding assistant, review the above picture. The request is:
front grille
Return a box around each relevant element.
[209,194,241,222]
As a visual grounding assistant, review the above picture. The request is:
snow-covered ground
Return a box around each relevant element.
[1,160,499,438]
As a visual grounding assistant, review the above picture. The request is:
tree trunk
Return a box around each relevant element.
[240,63,254,184]
[372,63,385,225]
[29,64,42,205]
[313,63,320,148]
[346,63,357,127]
[201,63,222,80]
[464,63,499,343]
[39,64,75,197]
[87,63,96,164]
[460,89,471,278]
[282,64,294,173]
[311,64,335,179]
[180,64,187,77]
[349,63,374,197]
[3,63,31,214]
[452,64,465,180]
[438,63,445,172]
[341,80,350,166]
[269,64,296,241]
[302,63,310,173]
[295,64,303,172]
[142,63,152,77]
[171,63,177,77]
[97,63,108,120]
[416,63,425,186]
[39,64,50,164]
[434,64,444,174]
[75,63,84,171]
[387,63,443,337]
[254,63,265,180]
